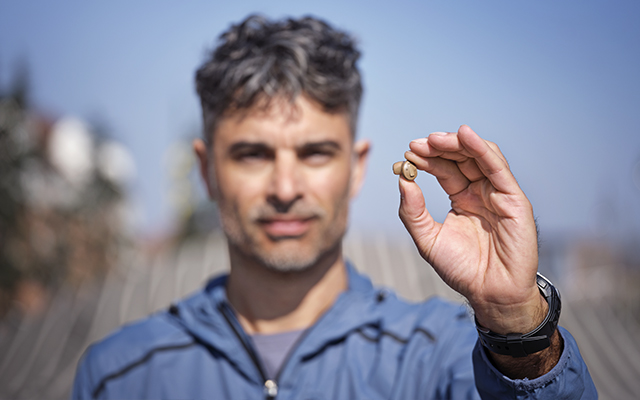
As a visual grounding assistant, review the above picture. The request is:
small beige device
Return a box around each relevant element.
[392,161,417,181]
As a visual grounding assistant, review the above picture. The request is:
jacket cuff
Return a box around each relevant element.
[472,326,597,399]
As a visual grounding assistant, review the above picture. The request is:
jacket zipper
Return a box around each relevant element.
[219,300,327,399]
[274,326,313,383]
[218,303,278,399]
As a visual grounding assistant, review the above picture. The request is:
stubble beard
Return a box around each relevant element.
[220,202,348,273]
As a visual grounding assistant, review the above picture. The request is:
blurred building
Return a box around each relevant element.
[0,85,136,318]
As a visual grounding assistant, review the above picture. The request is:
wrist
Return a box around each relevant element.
[473,291,547,335]
[475,273,562,358]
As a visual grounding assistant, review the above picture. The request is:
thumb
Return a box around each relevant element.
[398,178,440,259]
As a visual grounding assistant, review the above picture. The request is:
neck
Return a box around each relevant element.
[226,243,347,335]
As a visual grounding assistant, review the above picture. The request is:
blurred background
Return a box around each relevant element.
[1,1,639,398]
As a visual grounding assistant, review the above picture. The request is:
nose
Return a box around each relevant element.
[267,151,303,212]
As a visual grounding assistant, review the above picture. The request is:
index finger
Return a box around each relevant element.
[417,126,519,195]
[413,132,509,167]
[409,132,474,160]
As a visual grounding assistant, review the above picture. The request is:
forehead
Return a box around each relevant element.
[212,96,352,148]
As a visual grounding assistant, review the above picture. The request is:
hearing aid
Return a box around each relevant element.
[392,160,417,181]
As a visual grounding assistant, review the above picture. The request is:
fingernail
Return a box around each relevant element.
[429,131,448,136]
[410,138,428,145]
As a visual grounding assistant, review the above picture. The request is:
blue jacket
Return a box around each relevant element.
[72,264,597,399]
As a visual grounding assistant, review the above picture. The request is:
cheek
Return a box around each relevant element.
[309,169,352,210]
[215,172,266,213]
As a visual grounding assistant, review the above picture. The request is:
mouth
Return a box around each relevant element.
[258,216,316,238]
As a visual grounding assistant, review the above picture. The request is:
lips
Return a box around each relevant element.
[259,217,314,238]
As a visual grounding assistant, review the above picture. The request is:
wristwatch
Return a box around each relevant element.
[475,273,561,358]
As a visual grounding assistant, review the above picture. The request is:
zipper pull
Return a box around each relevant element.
[264,379,278,398]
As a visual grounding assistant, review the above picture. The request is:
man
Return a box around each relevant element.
[72,15,596,399]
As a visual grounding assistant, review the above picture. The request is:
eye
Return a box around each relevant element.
[299,143,340,166]
[300,149,333,164]
[236,149,267,161]
[229,144,273,164]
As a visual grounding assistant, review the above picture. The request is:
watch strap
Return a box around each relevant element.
[475,273,562,358]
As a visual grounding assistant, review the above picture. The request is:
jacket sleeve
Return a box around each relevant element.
[71,347,97,400]
[472,327,598,399]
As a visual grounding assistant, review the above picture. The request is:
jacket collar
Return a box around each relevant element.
[170,275,250,374]
[170,262,383,378]
[293,262,383,359]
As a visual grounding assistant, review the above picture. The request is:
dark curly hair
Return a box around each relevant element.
[195,15,363,141]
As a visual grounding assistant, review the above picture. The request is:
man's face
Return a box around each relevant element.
[194,96,369,272]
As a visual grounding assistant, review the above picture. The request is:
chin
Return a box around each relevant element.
[226,219,346,273]
[254,245,322,273]
[255,236,343,273]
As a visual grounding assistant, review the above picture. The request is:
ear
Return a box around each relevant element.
[349,139,370,199]
[193,138,218,200]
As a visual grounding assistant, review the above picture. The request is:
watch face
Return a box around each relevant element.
[536,273,556,299]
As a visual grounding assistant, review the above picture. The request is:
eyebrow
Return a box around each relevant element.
[298,140,342,152]
[227,140,342,153]
[227,141,270,154]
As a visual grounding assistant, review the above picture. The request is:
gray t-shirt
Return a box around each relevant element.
[251,329,306,379]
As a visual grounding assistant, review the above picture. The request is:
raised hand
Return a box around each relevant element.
[398,125,545,335]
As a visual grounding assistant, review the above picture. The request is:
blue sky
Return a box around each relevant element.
[2,0,639,241]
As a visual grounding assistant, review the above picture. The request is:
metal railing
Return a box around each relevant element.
[0,231,637,399]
